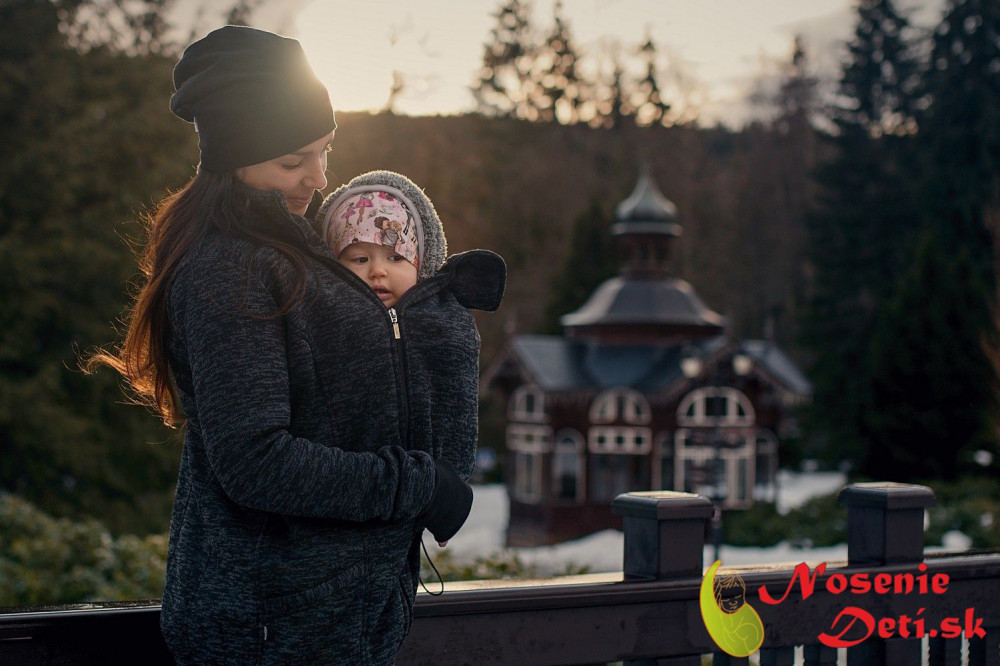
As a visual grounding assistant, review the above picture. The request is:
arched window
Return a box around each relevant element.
[590,388,651,425]
[676,387,755,427]
[552,430,584,503]
[509,385,546,423]
[507,424,551,503]
[673,428,755,509]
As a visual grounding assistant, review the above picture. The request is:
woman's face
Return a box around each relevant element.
[236,133,334,216]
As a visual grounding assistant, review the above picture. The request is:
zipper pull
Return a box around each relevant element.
[388,308,401,340]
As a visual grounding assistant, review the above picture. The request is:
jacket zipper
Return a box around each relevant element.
[303,240,451,453]
[388,307,409,449]
[388,307,402,340]
[385,273,451,454]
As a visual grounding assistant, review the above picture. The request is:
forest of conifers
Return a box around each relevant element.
[0,0,998,604]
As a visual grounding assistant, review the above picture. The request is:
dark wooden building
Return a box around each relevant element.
[482,172,811,546]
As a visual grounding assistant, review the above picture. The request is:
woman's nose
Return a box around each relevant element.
[304,155,328,190]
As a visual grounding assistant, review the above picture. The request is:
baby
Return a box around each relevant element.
[316,170,506,490]
[320,178,423,308]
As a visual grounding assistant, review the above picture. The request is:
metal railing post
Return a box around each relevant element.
[613,491,715,665]
[838,482,937,666]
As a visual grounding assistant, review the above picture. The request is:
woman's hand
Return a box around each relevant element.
[417,460,473,544]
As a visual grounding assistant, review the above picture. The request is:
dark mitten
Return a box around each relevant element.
[419,459,473,543]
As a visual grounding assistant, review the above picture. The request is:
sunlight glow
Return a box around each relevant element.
[290,0,943,124]
[295,0,491,116]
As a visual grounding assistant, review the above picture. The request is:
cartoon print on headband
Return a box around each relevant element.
[327,190,421,271]
[374,217,403,254]
[355,193,375,217]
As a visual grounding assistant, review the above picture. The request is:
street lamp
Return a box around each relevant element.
[680,348,753,563]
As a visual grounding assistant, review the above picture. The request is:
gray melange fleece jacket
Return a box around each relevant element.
[159,179,505,665]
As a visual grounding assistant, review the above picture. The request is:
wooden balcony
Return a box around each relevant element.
[2,483,999,665]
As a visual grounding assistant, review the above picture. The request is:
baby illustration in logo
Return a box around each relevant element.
[699,560,765,657]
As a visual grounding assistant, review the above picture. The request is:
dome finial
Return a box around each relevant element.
[616,168,677,224]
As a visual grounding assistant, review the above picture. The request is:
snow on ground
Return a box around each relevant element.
[433,471,970,576]
[774,469,846,515]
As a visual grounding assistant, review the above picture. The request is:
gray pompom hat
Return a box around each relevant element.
[317,171,447,279]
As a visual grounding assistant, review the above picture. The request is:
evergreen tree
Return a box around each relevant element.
[801,2,922,464]
[472,0,538,119]
[632,31,671,127]
[774,37,820,137]
[862,229,997,480]
[730,38,821,353]
[540,201,618,334]
[587,48,630,129]
[60,0,179,55]
[918,0,999,287]
[882,0,1000,480]
[531,0,585,124]
[225,0,264,27]
[0,0,192,533]
[840,0,920,135]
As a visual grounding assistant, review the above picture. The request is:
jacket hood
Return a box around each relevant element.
[316,170,446,279]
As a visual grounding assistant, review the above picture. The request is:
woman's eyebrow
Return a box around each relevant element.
[289,138,335,157]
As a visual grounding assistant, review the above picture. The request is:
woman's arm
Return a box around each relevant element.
[174,254,438,523]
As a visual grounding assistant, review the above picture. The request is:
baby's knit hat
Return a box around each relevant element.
[318,171,448,279]
[170,26,336,172]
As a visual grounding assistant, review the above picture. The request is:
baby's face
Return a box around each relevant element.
[338,241,417,308]
[715,577,747,614]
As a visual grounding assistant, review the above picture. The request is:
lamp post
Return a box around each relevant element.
[680,348,753,563]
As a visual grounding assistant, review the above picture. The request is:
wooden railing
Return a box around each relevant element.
[2,483,999,665]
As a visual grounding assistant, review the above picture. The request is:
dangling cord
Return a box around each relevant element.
[418,536,445,596]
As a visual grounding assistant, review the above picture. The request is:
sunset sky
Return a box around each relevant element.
[175,0,944,126]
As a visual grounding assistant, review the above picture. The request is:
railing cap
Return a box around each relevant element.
[838,482,937,510]
[611,491,715,520]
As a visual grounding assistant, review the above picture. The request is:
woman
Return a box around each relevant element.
[90,26,477,664]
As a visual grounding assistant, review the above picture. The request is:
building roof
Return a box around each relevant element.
[508,335,591,390]
[560,277,727,330]
[739,340,813,396]
[511,335,723,392]
[509,335,811,396]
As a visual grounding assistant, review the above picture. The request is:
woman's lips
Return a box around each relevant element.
[287,196,311,209]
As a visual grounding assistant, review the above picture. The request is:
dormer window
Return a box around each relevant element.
[677,387,755,427]
[590,388,651,425]
[509,385,546,423]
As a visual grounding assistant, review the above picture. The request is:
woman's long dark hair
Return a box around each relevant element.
[86,171,311,426]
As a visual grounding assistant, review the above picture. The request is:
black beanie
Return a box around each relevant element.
[170,26,336,172]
